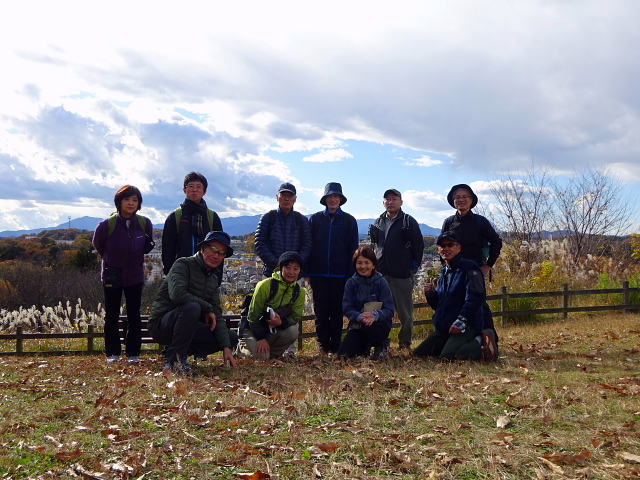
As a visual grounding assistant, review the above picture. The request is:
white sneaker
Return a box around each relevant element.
[106,355,120,363]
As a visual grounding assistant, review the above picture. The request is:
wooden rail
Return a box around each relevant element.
[1,282,638,356]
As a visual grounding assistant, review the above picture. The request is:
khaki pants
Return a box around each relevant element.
[239,324,299,360]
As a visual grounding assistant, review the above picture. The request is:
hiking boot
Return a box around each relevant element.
[370,345,388,361]
[106,355,121,363]
[481,329,499,362]
[164,361,196,377]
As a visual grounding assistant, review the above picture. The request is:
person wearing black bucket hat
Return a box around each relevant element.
[308,183,359,354]
[148,231,238,375]
[441,184,502,361]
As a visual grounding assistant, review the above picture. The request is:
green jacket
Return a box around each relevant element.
[148,252,231,349]
[248,269,306,341]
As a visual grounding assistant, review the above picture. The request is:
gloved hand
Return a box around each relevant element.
[449,316,467,334]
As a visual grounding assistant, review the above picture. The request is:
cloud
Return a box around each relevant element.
[302,148,353,163]
[403,190,449,213]
[403,155,442,167]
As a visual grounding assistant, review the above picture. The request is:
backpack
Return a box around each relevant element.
[370,212,414,247]
[268,209,305,230]
[107,212,147,235]
[444,214,491,259]
[237,279,301,337]
[174,207,215,232]
[108,213,155,253]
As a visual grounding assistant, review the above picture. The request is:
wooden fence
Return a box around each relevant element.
[1,282,638,356]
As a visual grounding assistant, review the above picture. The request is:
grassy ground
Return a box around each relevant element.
[1,314,639,479]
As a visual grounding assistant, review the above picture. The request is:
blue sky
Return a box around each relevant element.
[0,1,639,233]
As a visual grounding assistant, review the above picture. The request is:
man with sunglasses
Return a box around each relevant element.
[413,232,496,361]
[148,231,238,375]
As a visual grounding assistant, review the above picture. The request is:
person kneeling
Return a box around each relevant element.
[338,246,395,360]
[240,251,307,360]
[413,231,493,361]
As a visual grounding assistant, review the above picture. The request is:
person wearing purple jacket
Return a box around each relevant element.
[93,185,154,363]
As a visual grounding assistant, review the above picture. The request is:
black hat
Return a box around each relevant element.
[447,184,478,209]
[278,182,297,195]
[383,188,402,199]
[278,251,304,268]
[196,231,234,257]
[436,231,460,245]
[320,182,347,206]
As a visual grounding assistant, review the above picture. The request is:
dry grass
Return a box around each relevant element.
[1,314,639,479]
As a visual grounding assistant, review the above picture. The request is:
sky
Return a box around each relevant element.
[1,0,639,234]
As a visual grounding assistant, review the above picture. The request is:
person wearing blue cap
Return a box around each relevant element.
[148,231,238,375]
[308,182,359,354]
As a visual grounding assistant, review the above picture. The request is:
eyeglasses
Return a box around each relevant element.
[203,245,227,256]
[186,184,205,190]
[438,242,459,248]
[454,195,471,200]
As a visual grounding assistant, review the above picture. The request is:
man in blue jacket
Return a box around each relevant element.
[413,231,497,361]
[308,183,359,354]
[369,189,424,349]
[255,182,312,277]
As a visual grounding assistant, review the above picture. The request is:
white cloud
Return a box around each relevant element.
[403,155,442,167]
[403,190,449,213]
[302,149,353,163]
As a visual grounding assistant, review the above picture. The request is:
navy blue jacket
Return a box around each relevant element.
[255,208,312,276]
[426,254,486,333]
[308,208,359,278]
[343,271,395,329]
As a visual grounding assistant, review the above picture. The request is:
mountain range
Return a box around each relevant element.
[0,215,441,238]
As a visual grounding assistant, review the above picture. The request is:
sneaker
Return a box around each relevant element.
[127,356,140,363]
[106,355,120,363]
[370,346,388,361]
[481,329,499,362]
[281,351,296,360]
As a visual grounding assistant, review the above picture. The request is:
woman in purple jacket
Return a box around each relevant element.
[92,185,153,363]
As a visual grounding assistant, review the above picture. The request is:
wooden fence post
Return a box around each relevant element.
[501,286,508,327]
[563,284,569,319]
[623,280,630,314]
[16,326,24,354]
[87,325,95,352]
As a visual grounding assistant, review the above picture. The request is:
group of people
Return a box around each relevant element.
[92,172,502,374]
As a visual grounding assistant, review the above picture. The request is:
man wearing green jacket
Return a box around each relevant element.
[149,231,238,374]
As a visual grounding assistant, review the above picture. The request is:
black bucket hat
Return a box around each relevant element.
[320,182,347,206]
[196,231,234,257]
[447,184,478,209]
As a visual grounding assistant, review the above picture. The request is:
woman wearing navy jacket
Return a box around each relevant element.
[338,246,395,360]
[93,185,153,363]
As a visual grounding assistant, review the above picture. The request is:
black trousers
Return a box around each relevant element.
[103,283,143,357]
[337,321,391,358]
[148,302,238,364]
[311,276,347,353]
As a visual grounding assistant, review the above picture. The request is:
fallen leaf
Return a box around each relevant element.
[538,457,564,474]
[620,451,640,463]
[237,471,270,480]
[315,442,339,452]
[55,447,83,461]
[496,416,511,428]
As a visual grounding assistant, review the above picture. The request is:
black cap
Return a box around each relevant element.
[383,188,402,199]
[447,184,478,209]
[436,231,460,245]
[278,251,304,268]
[320,182,347,206]
[278,182,297,195]
[196,231,234,257]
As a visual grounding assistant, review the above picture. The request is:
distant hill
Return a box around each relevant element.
[0,214,441,238]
